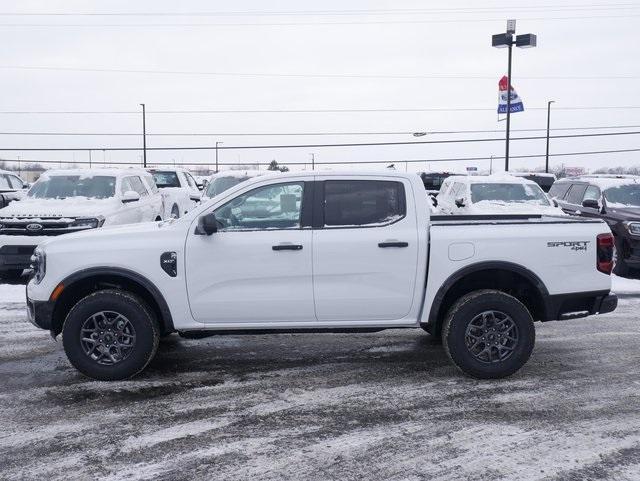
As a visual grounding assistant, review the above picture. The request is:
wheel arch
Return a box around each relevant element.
[425,261,550,336]
[50,267,175,336]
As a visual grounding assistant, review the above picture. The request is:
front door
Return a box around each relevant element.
[185,181,315,324]
[312,178,419,322]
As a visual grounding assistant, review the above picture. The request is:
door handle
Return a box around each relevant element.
[272,244,303,251]
[378,241,409,248]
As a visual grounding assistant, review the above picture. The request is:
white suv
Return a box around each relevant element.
[436,174,563,216]
[0,168,163,280]
[148,168,201,219]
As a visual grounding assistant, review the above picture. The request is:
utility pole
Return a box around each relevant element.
[215,141,223,172]
[490,155,493,175]
[140,103,147,167]
[309,153,315,170]
[545,100,555,173]
[88,150,92,168]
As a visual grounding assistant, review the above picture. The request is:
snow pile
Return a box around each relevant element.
[611,275,640,295]
[0,284,26,303]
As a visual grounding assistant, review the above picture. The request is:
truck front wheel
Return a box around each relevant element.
[62,289,160,381]
[442,290,535,379]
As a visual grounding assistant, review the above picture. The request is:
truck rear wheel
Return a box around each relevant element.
[442,290,535,379]
[62,289,160,381]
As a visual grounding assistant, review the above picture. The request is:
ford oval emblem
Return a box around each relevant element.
[26,223,43,231]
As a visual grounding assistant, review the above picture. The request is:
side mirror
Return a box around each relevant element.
[195,212,219,235]
[23,182,32,190]
[122,190,141,203]
[189,194,201,202]
[430,194,438,207]
[455,197,465,208]
[582,199,600,210]
[196,182,204,191]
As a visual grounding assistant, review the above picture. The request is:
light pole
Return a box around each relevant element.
[545,100,555,173]
[215,141,223,172]
[139,103,147,167]
[309,153,315,170]
[492,19,537,171]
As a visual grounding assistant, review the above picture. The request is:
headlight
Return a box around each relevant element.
[624,222,640,236]
[71,216,105,229]
[30,247,46,284]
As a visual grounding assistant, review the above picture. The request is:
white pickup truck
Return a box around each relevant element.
[26,171,617,381]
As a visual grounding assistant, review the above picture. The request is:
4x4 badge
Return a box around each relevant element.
[547,241,590,251]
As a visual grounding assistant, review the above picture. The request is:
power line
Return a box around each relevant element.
[1,4,638,16]
[3,14,640,27]
[2,124,640,137]
[2,106,640,115]
[4,146,640,167]
[2,65,638,80]
[1,130,639,152]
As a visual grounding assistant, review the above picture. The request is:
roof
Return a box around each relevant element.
[512,172,557,179]
[442,173,539,186]
[39,168,152,178]
[556,175,640,190]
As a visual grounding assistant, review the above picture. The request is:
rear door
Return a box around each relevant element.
[312,177,419,321]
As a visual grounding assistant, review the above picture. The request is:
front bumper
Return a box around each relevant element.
[27,297,55,331]
[545,291,618,321]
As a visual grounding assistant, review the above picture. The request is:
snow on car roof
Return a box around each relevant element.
[443,173,539,185]
[512,172,557,179]
[207,169,270,181]
[557,175,640,190]
[39,168,151,179]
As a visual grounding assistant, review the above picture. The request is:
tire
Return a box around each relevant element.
[0,269,23,280]
[62,289,160,381]
[442,289,535,379]
[170,204,180,219]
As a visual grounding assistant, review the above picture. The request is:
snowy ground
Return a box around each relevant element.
[0,283,639,480]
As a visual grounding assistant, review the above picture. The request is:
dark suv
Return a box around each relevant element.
[549,175,640,276]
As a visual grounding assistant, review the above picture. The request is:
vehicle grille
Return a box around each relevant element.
[0,217,88,236]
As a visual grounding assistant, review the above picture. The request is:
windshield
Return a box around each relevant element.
[152,171,180,188]
[28,175,116,199]
[205,176,249,198]
[470,182,550,205]
[604,184,640,207]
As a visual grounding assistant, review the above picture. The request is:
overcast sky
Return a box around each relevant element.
[1,0,640,173]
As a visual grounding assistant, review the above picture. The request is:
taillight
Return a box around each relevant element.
[597,233,614,274]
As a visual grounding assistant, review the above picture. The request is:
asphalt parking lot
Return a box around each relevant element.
[1,290,639,481]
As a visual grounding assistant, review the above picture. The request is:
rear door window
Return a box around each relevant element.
[548,182,571,199]
[323,180,405,227]
[7,175,23,189]
[565,184,588,205]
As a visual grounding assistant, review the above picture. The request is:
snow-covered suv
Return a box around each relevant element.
[201,170,271,201]
[148,168,201,219]
[26,171,617,381]
[436,174,563,215]
[0,168,163,280]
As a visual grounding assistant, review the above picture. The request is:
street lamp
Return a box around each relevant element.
[215,141,223,173]
[492,19,537,171]
[545,100,555,173]
[139,103,147,168]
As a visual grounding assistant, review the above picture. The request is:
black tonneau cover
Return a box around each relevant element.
[430,214,603,226]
